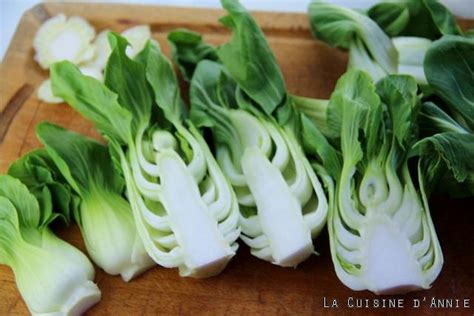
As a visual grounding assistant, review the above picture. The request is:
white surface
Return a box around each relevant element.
[1,0,473,61]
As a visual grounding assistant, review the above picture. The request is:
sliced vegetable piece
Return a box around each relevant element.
[33,14,96,69]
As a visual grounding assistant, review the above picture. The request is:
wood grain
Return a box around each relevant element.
[0,3,473,315]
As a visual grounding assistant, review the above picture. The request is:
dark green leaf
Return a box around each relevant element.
[167,28,218,81]
[218,0,286,115]
[51,61,132,144]
[424,35,474,131]
[105,32,152,130]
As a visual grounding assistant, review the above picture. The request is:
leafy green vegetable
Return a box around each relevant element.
[424,35,474,131]
[50,32,240,278]
[8,148,77,225]
[218,0,286,115]
[415,132,474,194]
[322,70,443,294]
[0,175,101,315]
[35,122,154,281]
[417,35,474,197]
[368,0,462,39]
[308,1,398,82]
[366,2,410,37]
[183,0,328,267]
[168,28,218,81]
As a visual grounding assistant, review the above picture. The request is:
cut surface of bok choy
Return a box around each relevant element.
[49,32,240,278]
[33,14,96,69]
[190,61,326,267]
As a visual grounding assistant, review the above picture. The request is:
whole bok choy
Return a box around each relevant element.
[50,33,240,277]
[0,175,101,315]
[303,69,444,294]
[24,122,153,281]
[172,0,328,267]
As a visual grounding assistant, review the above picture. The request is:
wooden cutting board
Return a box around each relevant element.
[1,3,473,315]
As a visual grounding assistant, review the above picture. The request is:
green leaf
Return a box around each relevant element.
[368,2,409,37]
[301,114,342,178]
[419,102,469,135]
[143,42,184,124]
[291,96,330,137]
[376,75,419,149]
[424,35,474,131]
[327,69,380,140]
[218,0,286,115]
[368,0,461,39]
[0,196,21,265]
[416,132,474,186]
[308,1,398,75]
[51,61,133,144]
[0,175,40,229]
[423,0,462,37]
[105,32,152,130]
[36,122,123,203]
[167,28,218,81]
[8,149,73,225]
[190,60,240,149]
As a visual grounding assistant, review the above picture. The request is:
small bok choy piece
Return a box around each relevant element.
[307,70,443,294]
[33,122,154,281]
[33,14,96,70]
[50,32,240,278]
[0,175,100,315]
[181,0,328,267]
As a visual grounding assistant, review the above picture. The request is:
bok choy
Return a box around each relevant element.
[49,32,240,278]
[33,122,154,281]
[304,70,444,294]
[173,0,328,267]
[0,175,101,315]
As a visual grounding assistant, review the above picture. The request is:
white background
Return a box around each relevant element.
[1,0,473,61]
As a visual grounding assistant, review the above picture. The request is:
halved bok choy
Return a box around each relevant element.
[49,32,240,277]
[172,0,328,267]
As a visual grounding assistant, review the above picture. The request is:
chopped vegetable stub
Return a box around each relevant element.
[33,14,96,69]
